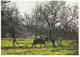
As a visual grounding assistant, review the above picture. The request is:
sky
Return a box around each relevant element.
[11,0,78,17]
[16,1,36,16]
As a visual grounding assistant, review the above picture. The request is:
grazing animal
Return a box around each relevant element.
[45,37,49,42]
[32,38,46,47]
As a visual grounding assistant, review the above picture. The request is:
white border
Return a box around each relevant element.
[0,0,80,57]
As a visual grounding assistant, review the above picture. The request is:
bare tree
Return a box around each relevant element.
[1,0,21,47]
[1,0,11,37]
[25,1,78,47]
[31,1,66,47]
[24,11,45,39]
[59,2,78,39]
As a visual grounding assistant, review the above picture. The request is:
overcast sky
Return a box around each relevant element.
[13,0,78,17]
[15,1,36,16]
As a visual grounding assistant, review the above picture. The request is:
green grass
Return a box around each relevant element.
[1,38,78,55]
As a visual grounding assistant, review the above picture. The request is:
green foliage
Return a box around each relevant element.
[1,38,78,55]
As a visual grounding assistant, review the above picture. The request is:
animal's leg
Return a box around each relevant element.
[35,44,36,47]
[59,40,63,47]
[57,40,62,47]
[44,43,46,47]
[57,40,60,46]
[40,44,42,47]
[32,43,34,47]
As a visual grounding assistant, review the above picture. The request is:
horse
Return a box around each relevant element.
[32,37,48,47]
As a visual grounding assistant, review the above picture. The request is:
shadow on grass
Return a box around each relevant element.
[1,46,48,49]
[1,45,78,55]
[1,45,78,51]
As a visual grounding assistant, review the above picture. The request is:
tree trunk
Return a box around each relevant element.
[2,31,6,38]
[12,35,16,48]
[51,40,56,47]
[34,33,37,39]
[49,29,56,47]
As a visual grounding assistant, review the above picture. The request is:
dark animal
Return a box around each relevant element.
[32,38,46,47]
[45,37,49,42]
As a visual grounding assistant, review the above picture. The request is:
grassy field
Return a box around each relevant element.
[1,38,78,55]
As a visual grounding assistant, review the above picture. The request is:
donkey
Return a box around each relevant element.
[32,37,47,47]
